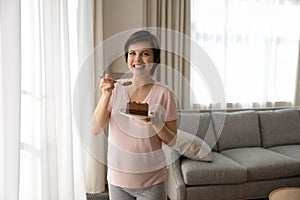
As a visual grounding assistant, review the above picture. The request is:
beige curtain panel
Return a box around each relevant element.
[146,0,191,109]
[295,40,300,106]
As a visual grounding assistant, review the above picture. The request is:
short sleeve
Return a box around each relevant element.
[164,90,178,122]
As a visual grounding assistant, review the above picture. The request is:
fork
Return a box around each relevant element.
[98,76,132,86]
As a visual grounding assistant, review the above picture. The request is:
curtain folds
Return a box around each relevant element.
[295,40,300,106]
[41,0,78,199]
[0,1,21,200]
[1,0,97,199]
[146,0,191,109]
[84,0,107,194]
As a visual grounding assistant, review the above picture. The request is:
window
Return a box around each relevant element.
[190,0,300,109]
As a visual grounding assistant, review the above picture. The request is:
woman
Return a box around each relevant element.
[92,30,178,200]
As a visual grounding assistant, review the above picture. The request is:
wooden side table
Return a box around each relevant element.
[269,187,300,200]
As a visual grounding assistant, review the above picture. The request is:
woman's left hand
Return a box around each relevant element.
[141,111,164,132]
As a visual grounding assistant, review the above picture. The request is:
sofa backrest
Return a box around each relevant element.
[178,112,218,151]
[258,109,300,148]
[178,108,300,153]
[212,111,261,151]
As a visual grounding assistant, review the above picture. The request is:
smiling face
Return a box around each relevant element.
[127,41,155,77]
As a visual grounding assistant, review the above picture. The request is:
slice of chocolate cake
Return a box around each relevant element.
[126,101,149,116]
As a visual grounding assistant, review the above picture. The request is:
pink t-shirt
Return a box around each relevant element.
[107,81,178,188]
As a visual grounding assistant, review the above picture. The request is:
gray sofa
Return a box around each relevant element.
[167,108,300,200]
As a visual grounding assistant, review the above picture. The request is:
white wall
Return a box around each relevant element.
[103,0,145,77]
[103,0,145,38]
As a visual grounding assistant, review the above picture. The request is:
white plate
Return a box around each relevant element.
[119,108,150,120]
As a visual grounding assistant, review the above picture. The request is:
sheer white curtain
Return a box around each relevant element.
[85,0,107,194]
[0,0,96,199]
[191,0,300,109]
[0,1,21,199]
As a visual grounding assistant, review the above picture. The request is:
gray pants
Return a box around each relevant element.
[108,182,167,200]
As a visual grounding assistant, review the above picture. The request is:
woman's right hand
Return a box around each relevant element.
[100,74,115,95]
[92,74,114,135]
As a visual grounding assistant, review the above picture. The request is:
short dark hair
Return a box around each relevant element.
[124,30,160,75]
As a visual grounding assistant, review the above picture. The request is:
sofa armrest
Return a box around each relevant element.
[167,150,186,200]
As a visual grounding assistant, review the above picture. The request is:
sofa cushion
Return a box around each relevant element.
[178,112,217,151]
[269,145,300,162]
[221,147,300,181]
[258,109,300,148]
[180,152,247,185]
[175,130,213,161]
[212,111,261,151]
